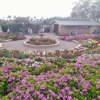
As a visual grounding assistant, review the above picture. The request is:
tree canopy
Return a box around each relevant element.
[71,0,100,21]
[14,17,30,24]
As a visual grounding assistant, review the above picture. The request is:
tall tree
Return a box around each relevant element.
[71,0,100,21]
[27,16,30,20]
[34,16,36,21]
[7,15,11,20]
[30,17,33,22]
[13,16,16,20]
[14,17,30,24]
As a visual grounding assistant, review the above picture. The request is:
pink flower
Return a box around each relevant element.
[39,94,44,99]
[40,85,45,90]
[98,96,100,100]
[83,89,87,92]
[21,78,26,84]
[16,96,21,99]
[96,85,100,89]
[68,91,73,95]
[8,78,12,82]
[54,83,58,87]
[65,87,70,91]
[42,98,47,100]
[30,87,34,92]
[33,90,40,96]
[67,96,72,100]
[92,99,96,100]
[61,89,65,93]
[51,92,55,97]
[58,92,63,98]
[16,87,22,93]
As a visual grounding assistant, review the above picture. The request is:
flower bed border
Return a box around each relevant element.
[0,39,12,42]
[0,43,3,49]
[24,40,59,48]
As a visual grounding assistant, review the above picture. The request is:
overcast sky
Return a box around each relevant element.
[0,0,79,19]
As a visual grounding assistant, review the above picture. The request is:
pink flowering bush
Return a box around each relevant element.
[0,54,100,99]
[59,34,95,41]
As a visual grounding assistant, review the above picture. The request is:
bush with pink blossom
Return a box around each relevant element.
[0,54,100,99]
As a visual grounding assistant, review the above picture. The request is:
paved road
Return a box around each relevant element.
[2,33,78,51]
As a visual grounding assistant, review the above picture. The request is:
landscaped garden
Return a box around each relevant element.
[59,34,95,41]
[0,33,100,100]
[0,34,26,41]
[26,37,57,45]
[0,52,100,100]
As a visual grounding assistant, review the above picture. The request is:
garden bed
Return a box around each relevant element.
[59,34,95,41]
[0,34,26,41]
[24,37,59,47]
[0,53,100,99]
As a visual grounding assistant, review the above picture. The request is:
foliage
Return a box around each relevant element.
[82,43,94,48]
[0,34,26,41]
[0,19,8,25]
[6,23,40,34]
[59,34,95,41]
[8,23,22,33]
[1,24,8,32]
[94,36,100,40]
[27,37,57,45]
[41,17,62,25]
[71,0,100,21]
[14,17,30,24]
[0,54,100,99]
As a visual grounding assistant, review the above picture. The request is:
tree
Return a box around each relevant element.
[71,0,100,21]
[13,16,16,20]
[7,15,11,20]
[0,19,7,25]
[30,17,33,22]
[41,17,43,21]
[34,16,36,21]
[41,17,62,25]
[1,24,8,32]
[14,17,30,24]
[27,16,30,20]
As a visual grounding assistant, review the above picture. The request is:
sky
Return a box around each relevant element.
[0,0,79,19]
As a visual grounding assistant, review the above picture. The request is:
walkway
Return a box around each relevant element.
[2,33,78,51]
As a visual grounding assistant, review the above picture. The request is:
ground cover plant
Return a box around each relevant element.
[0,34,26,41]
[27,37,57,45]
[59,34,95,41]
[0,54,100,100]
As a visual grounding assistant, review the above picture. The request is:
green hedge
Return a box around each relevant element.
[1,23,40,34]
[1,24,8,32]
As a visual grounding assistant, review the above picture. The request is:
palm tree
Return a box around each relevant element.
[34,16,36,21]
[30,17,33,22]
[13,16,16,20]
[7,15,11,20]
[41,17,43,21]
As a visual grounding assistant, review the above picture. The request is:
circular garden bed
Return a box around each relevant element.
[0,34,26,42]
[24,37,59,47]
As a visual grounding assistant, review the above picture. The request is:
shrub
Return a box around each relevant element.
[94,36,100,40]
[1,24,8,32]
[27,37,57,45]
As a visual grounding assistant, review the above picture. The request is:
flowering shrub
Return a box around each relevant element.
[59,34,95,41]
[27,37,57,45]
[0,49,31,59]
[0,34,26,41]
[0,54,100,99]
[11,34,26,40]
